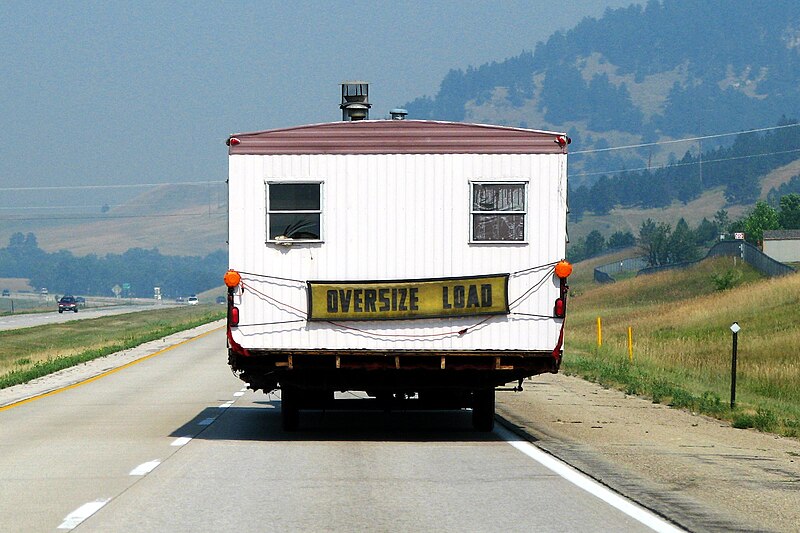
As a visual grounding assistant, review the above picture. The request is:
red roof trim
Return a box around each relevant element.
[228,120,567,156]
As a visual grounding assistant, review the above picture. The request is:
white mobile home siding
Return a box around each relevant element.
[229,151,567,352]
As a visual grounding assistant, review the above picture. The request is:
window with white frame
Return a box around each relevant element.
[266,182,322,241]
[470,182,527,242]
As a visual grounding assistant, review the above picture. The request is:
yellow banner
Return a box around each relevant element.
[307,274,509,321]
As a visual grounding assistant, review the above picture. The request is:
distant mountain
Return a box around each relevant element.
[404,0,800,185]
[4,184,227,256]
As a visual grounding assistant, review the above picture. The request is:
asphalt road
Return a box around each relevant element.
[0,301,180,331]
[0,329,679,532]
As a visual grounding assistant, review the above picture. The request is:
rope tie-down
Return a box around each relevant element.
[228,259,570,356]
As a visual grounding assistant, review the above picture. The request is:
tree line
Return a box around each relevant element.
[0,233,226,298]
[569,118,800,219]
[570,193,800,267]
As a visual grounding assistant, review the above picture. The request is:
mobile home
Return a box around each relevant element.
[224,84,572,430]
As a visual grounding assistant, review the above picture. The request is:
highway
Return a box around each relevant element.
[0,328,678,532]
[0,300,181,331]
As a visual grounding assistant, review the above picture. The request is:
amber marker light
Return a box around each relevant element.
[224,269,241,288]
[555,260,573,279]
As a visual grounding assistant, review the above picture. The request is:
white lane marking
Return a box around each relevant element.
[198,417,216,426]
[219,401,234,408]
[496,426,684,533]
[171,436,192,447]
[233,391,245,397]
[129,460,161,476]
[58,498,110,529]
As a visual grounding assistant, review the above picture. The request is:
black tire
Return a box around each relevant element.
[472,388,495,431]
[58,310,63,314]
[306,389,334,408]
[281,386,300,431]
[73,308,78,313]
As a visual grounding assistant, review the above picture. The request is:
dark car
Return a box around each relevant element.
[75,296,85,304]
[216,296,226,304]
[1,289,9,297]
[58,295,79,313]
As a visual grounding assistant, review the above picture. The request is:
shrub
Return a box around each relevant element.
[670,388,696,409]
[698,391,724,415]
[753,407,777,432]
[732,412,754,429]
[711,268,742,291]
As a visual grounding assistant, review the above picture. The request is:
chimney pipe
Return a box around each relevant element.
[340,81,371,121]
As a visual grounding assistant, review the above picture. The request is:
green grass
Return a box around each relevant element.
[0,305,225,389]
[564,256,800,438]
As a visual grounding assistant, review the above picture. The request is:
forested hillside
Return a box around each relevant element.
[570,119,800,219]
[404,0,800,198]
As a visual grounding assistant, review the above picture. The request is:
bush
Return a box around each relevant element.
[670,388,696,409]
[753,407,778,432]
[651,379,672,403]
[731,407,778,432]
[711,268,742,291]
[698,391,724,415]
[732,412,754,429]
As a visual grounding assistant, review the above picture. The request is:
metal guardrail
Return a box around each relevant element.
[594,241,795,283]
[593,256,648,283]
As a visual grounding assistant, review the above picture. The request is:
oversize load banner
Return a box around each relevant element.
[307,274,509,321]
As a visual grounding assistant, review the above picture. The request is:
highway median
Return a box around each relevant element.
[0,305,225,389]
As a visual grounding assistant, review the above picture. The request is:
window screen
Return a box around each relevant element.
[471,183,526,242]
[267,182,322,240]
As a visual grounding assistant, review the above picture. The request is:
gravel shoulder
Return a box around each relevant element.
[496,373,800,533]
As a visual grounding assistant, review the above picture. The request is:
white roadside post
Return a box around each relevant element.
[730,322,740,409]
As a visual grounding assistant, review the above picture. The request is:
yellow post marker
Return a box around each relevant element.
[628,326,633,362]
[597,316,603,347]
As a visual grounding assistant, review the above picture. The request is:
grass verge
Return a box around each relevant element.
[0,305,225,389]
[564,256,800,438]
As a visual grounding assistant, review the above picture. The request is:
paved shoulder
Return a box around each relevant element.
[496,374,800,533]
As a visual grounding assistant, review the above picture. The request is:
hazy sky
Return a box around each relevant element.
[1,1,636,206]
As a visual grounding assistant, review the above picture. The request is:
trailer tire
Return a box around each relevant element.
[472,388,495,432]
[281,386,300,431]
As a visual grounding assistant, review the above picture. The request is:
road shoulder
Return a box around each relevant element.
[496,373,800,533]
[0,320,224,409]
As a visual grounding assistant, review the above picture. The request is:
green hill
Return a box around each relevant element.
[566,255,800,437]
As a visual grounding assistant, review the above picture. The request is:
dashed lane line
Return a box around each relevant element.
[129,460,161,476]
[57,499,111,530]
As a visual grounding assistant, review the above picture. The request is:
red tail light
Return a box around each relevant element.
[230,306,240,327]
[554,298,565,318]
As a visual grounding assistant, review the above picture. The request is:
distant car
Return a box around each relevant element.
[1,289,9,297]
[216,296,226,304]
[175,296,185,303]
[187,296,199,305]
[58,295,78,313]
[75,296,85,304]
[40,287,48,295]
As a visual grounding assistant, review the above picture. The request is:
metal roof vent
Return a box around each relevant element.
[389,108,408,120]
[340,81,371,121]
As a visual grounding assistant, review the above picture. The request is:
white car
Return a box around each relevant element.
[187,296,198,305]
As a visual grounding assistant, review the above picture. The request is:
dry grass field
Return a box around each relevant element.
[564,256,800,436]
